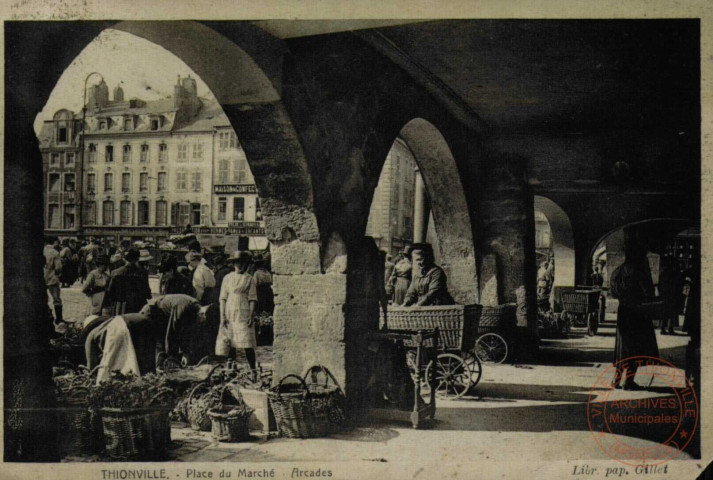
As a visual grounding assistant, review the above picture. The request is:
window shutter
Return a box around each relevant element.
[171,203,179,226]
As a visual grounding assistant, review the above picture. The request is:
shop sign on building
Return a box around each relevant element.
[170,226,266,235]
[214,184,258,194]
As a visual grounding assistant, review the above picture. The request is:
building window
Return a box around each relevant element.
[140,172,149,193]
[121,172,131,193]
[231,132,238,149]
[57,126,68,143]
[105,145,114,163]
[138,201,149,226]
[66,153,75,167]
[64,173,76,192]
[120,200,132,226]
[151,118,160,131]
[87,173,96,192]
[192,143,203,160]
[48,204,60,229]
[99,120,107,130]
[234,158,247,183]
[233,197,245,221]
[177,144,188,161]
[176,172,187,191]
[218,197,227,221]
[124,118,133,130]
[191,172,202,192]
[88,144,97,163]
[48,173,61,192]
[157,171,166,192]
[104,172,113,192]
[255,197,262,220]
[156,200,167,226]
[140,144,149,162]
[171,203,191,227]
[122,144,132,162]
[158,143,167,162]
[103,200,114,225]
[191,203,202,225]
[219,159,229,183]
[219,132,237,150]
[85,202,96,225]
[64,204,75,229]
[50,153,60,166]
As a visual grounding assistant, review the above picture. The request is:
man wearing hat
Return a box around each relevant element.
[388,246,413,306]
[82,254,111,315]
[216,250,259,374]
[402,243,454,307]
[158,253,194,296]
[186,250,216,306]
[102,247,152,316]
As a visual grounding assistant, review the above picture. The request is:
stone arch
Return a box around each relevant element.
[533,195,575,289]
[370,118,479,304]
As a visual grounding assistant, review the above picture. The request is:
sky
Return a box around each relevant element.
[34,28,216,135]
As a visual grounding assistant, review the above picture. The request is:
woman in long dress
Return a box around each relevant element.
[609,235,659,390]
[82,254,110,316]
[215,250,258,373]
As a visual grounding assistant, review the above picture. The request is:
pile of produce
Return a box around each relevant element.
[87,372,176,410]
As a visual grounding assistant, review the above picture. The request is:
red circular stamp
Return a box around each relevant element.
[586,356,698,466]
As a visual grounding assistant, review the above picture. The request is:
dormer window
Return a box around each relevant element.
[57,126,68,143]
[124,118,133,130]
[99,121,107,130]
[150,117,161,131]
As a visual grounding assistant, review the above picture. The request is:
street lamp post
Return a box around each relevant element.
[78,72,103,236]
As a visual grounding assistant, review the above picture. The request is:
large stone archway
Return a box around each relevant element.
[534,195,575,289]
[397,118,479,304]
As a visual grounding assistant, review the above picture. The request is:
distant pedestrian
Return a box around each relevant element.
[44,236,64,326]
[82,254,110,316]
[252,254,274,316]
[658,254,682,335]
[389,247,412,306]
[158,254,194,297]
[102,248,152,316]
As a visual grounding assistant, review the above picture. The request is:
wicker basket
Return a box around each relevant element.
[303,366,346,432]
[268,375,330,439]
[207,386,253,442]
[57,386,104,456]
[478,304,517,332]
[186,383,217,432]
[383,304,482,350]
[99,390,173,460]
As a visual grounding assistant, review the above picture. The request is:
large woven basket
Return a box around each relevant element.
[478,304,517,333]
[268,375,330,439]
[56,387,104,456]
[99,390,173,460]
[303,366,346,432]
[207,385,253,442]
[383,304,482,350]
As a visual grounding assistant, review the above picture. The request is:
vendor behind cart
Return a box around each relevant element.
[402,243,454,307]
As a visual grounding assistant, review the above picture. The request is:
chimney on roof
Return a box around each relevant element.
[88,79,109,110]
[113,83,124,102]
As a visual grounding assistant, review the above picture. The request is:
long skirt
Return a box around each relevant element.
[614,306,659,371]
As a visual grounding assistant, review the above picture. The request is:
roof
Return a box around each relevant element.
[174,100,232,133]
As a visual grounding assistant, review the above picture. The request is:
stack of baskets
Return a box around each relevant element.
[54,367,104,456]
[268,366,346,439]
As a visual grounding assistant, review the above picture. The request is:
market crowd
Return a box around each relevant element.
[43,235,275,382]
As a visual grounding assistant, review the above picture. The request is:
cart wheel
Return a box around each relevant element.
[461,350,483,389]
[475,333,509,364]
[425,353,472,399]
[587,313,598,336]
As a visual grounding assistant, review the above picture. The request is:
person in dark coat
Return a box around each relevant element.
[609,232,659,390]
[158,254,194,297]
[101,248,152,316]
[403,243,454,307]
[252,254,274,316]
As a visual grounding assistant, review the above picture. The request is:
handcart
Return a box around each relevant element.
[561,288,600,336]
[381,304,483,399]
[474,303,517,364]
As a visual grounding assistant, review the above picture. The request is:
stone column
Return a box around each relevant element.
[413,167,430,243]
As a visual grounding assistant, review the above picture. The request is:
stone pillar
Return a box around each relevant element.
[413,168,430,243]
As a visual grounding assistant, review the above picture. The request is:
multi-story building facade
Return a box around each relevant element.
[40,75,266,249]
[365,138,416,256]
[39,109,82,236]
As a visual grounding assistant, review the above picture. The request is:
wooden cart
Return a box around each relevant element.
[381,304,483,399]
[561,288,601,336]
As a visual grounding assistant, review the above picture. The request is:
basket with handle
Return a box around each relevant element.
[207,384,253,442]
[57,385,104,456]
[268,374,330,439]
[303,365,346,432]
[99,388,174,460]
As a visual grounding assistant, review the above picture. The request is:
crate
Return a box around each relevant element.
[382,304,482,351]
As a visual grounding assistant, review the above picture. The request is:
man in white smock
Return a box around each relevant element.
[215,250,258,374]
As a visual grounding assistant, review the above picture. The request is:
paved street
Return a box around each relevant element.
[57,290,697,466]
